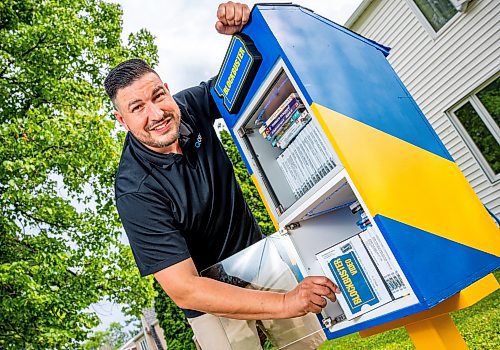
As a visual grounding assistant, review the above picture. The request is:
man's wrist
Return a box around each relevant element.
[277,292,289,319]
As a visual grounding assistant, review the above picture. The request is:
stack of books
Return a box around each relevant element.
[258,93,308,150]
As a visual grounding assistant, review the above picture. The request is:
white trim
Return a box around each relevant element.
[232,59,344,224]
[405,0,462,40]
[344,0,375,27]
[448,74,500,183]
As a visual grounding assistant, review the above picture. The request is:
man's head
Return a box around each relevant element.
[105,59,181,153]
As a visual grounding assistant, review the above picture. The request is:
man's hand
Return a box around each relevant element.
[282,276,341,318]
[215,2,251,35]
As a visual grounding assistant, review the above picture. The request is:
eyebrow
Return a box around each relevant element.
[127,99,142,111]
[152,85,165,96]
[127,85,165,111]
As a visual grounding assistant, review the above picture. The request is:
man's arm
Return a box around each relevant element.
[154,257,340,320]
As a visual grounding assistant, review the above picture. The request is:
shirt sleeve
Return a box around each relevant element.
[116,192,191,277]
[173,78,222,124]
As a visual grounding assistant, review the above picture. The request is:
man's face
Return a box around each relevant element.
[114,72,181,153]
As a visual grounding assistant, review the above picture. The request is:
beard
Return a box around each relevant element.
[132,111,181,150]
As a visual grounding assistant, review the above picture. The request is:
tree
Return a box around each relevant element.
[82,322,131,350]
[154,125,275,349]
[218,126,275,235]
[0,0,158,348]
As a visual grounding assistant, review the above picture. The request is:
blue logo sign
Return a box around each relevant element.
[214,35,261,114]
[328,252,379,314]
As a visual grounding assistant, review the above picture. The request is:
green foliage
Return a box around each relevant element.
[154,281,196,350]
[153,125,275,348]
[219,127,275,235]
[82,322,132,350]
[0,0,158,348]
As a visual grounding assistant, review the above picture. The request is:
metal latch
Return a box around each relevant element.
[285,222,301,231]
[278,227,289,236]
[237,128,254,137]
[322,317,333,329]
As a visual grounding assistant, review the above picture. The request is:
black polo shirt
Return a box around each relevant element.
[115,80,262,318]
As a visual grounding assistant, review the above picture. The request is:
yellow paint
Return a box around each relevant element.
[405,314,469,349]
[312,103,500,257]
[251,174,279,230]
[359,273,498,337]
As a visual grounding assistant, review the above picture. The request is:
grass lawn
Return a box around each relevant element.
[319,271,499,350]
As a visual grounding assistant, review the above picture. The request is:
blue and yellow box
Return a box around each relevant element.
[211,3,499,340]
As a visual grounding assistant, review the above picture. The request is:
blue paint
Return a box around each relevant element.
[374,215,500,307]
[211,4,453,163]
[322,302,426,340]
[208,5,497,338]
[259,6,453,161]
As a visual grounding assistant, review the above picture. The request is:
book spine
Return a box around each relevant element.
[266,100,302,137]
[268,108,302,143]
[266,92,299,127]
[277,111,310,149]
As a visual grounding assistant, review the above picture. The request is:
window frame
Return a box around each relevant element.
[406,0,462,39]
[448,74,500,183]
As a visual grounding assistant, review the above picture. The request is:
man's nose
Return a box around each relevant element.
[145,101,163,120]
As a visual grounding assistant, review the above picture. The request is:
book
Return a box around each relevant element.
[269,108,303,144]
[265,101,302,137]
[276,111,310,149]
[268,108,304,142]
[316,235,392,320]
[259,93,300,134]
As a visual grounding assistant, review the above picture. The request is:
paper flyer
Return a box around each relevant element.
[316,235,392,319]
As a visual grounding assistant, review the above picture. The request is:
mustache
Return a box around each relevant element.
[145,112,176,131]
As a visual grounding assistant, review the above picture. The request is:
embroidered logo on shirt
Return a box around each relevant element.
[195,133,203,148]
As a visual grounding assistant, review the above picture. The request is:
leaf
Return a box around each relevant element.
[0,1,158,348]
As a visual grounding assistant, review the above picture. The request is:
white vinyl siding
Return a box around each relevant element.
[349,0,500,216]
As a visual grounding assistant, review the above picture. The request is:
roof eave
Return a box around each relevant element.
[344,0,375,28]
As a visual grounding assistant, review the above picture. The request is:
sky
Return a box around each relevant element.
[93,0,363,334]
[116,0,364,93]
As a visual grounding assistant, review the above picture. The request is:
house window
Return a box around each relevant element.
[450,76,500,181]
[139,339,149,350]
[413,0,458,31]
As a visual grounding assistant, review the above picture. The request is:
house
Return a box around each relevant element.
[118,309,167,350]
[345,0,499,216]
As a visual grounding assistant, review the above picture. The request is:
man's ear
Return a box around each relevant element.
[114,110,130,131]
[164,82,170,92]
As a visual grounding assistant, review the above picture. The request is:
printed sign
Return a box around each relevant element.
[316,235,392,320]
[214,34,261,114]
[328,251,379,314]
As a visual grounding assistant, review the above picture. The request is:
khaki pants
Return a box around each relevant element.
[188,312,326,350]
[188,313,262,350]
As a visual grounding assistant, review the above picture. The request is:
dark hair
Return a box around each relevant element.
[104,58,158,103]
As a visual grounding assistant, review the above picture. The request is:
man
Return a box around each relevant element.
[105,2,339,349]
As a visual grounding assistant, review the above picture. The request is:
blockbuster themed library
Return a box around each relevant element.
[205,4,500,349]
